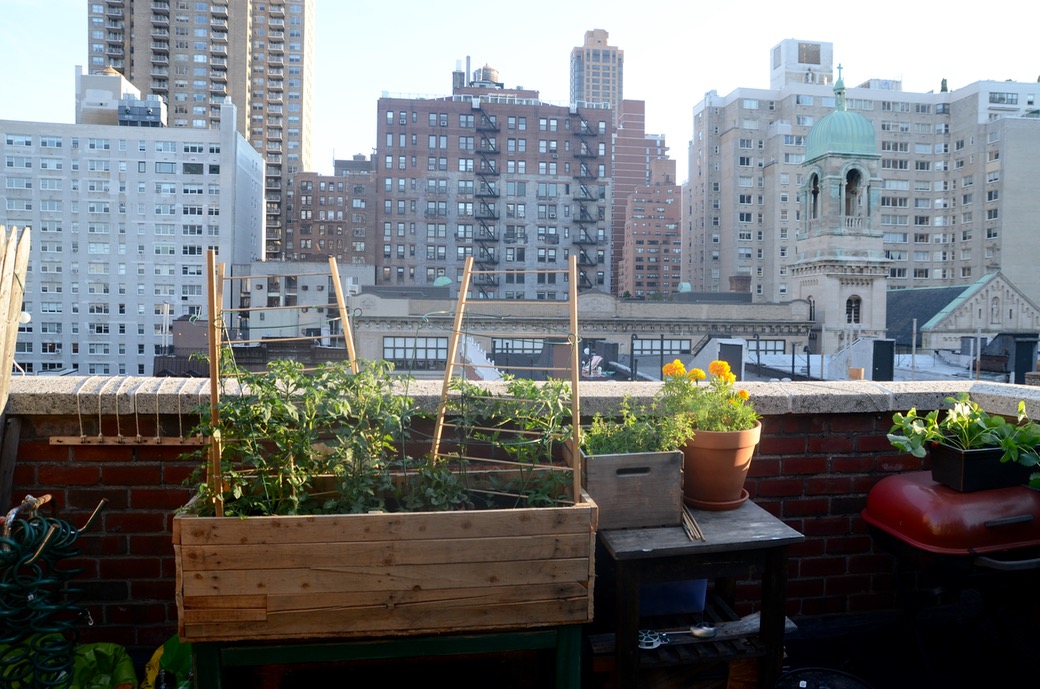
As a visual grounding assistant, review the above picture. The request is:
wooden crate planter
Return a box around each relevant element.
[173,494,598,643]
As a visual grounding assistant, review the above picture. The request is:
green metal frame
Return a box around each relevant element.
[191,626,582,688]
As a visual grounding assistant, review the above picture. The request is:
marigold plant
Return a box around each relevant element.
[657,358,759,446]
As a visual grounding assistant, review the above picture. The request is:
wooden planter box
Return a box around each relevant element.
[582,450,682,530]
[173,494,598,643]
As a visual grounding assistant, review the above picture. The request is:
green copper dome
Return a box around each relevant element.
[805,70,876,161]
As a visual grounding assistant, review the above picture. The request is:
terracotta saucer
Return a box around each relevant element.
[684,488,749,511]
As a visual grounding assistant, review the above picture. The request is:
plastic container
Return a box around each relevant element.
[639,578,707,616]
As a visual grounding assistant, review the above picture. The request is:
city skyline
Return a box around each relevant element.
[1,0,1038,181]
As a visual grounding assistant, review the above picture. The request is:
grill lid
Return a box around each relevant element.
[862,471,1040,555]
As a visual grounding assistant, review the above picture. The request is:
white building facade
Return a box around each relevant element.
[1,73,264,375]
[685,39,1040,306]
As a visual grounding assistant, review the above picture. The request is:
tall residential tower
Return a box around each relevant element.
[569,29,624,122]
[86,0,313,259]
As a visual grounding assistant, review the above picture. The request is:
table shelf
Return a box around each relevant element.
[588,595,795,671]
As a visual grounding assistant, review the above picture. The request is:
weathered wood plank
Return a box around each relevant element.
[173,502,595,546]
[177,532,591,571]
[182,581,590,616]
[181,596,592,642]
[180,557,593,597]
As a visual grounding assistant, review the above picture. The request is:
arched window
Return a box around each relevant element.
[845,169,862,217]
[808,296,816,322]
[810,174,820,219]
[846,296,861,324]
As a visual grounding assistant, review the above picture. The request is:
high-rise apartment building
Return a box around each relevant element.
[569,29,624,122]
[86,0,313,260]
[685,39,1040,305]
[1,68,264,375]
[375,67,614,299]
[618,159,682,298]
[611,100,670,292]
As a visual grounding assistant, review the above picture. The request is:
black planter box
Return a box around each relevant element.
[930,443,1035,492]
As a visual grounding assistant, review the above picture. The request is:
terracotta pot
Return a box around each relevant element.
[681,421,762,510]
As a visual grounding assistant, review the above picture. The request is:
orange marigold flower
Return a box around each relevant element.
[689,368,706,381]
[662,362,677,377]
[708,360,730,377]
[737,389,750,401]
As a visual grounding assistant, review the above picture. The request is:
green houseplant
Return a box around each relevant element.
[658,359,761,510]
[888,391,1040,492]
[184,357,467,516]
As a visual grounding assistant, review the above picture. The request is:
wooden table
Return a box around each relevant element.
[597,500,804,688]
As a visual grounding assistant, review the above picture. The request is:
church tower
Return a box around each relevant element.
[793,67,888,354]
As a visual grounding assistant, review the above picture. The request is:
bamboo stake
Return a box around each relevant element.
[206,250,224,517]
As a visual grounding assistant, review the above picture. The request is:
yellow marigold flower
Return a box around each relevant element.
[708,360,730,377]
[663,359,686,377]
[724,372,736,385]
[689,368,706,381]
[737,389,750,401]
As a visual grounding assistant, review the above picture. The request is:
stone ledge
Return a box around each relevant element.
[8,376,1040,420]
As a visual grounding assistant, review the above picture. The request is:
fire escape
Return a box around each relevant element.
[571,112,601,291]
[473,104,500,298]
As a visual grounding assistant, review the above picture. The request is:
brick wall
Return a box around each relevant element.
[6,377,1040,656]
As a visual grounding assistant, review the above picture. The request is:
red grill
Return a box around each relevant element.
[862,471,1040,571]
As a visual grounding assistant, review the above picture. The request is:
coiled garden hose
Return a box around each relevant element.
[0,496,107,689]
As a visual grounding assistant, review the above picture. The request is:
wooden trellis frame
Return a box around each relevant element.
[203,249,357,516]
[430,255,583,502]
[0,226,30,415]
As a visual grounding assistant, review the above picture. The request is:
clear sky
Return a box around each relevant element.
[1,0,1037,181]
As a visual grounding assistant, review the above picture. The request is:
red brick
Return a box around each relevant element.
[130,487,193,510]
[791,539,824,559]
[806,476,853,495]
[99,557,162,580]
[826,535,875,555]
[808,434,855,454]
[756,477,805,497]
[758,435,807,455]
[778,415,825,435]
[16,440,70,461]
[799,556,847,577]
[72,445,136,462]
[829,415,881,434]
[824,574,873,595]
[847,554,896,574]
[37,464,101,486]
[68,488,129,512]
[800,516,851,537]
[101,465,163,485]
[878,454,924,473]
[831,456,876,473]
[748,457,780,478]
[782,497,830,518]
[129,533,176,555]
[786,577,826,598]
[780,456,828,475]
[856,433,896,452]
[106,511,167,533]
